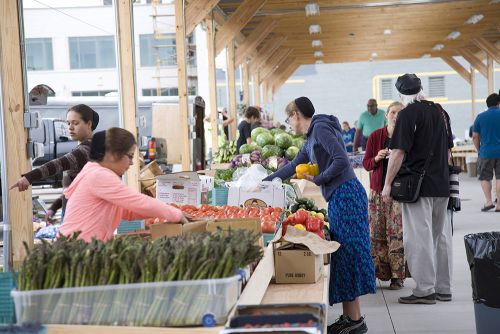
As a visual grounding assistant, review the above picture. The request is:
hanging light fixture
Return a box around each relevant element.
[315,60,324,64]
[465,14,484,24]
[432,44,444,51]
[446,31,461,40]
[309,24,321,35]
[314,51,324,58]
[305,3,320,16]
[311,40,322,47]
[421,53,431,58]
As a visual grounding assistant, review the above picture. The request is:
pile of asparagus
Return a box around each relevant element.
[16,230,262,326]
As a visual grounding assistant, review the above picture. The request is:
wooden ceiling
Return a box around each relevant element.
[215,0,500,64]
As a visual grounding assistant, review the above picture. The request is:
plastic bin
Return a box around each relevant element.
[212,187,229,206]
[11,275,240,327]
[116,220,145,234]
[464,232,500,334]
[0,272,16,324]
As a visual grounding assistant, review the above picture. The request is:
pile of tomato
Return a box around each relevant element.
[172,204,283,233]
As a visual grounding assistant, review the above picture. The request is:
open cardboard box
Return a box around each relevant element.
[271,226,340,284]
[150,218,263,246]
[156,172,214,206]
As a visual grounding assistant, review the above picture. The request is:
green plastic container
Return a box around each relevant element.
[0,272,16,324]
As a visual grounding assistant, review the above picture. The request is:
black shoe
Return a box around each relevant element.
[328,315,367,334]
[389,278,404,290]
[398,293,436,304]
[436,293,452,301]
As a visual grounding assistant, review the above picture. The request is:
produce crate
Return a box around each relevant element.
[0,272,16,324]
[211,187,229,206]
[11,275,241,327]
[116,220,145,234]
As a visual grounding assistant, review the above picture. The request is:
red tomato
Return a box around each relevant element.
[306,217,322,232]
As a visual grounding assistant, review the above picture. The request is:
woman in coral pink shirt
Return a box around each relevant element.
[60,128,186,242]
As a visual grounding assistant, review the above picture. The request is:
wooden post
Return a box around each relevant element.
[253,71,260,106]
[242,62,250,107]
[226,40,237,140]
[175,0,191,171]
[0,0,33,269]
[487,55,494,94]
[185,0,220,36]
[115,0,140,191]
[262,81,268,104]
[471,66,477,121]
[205,15,219,153]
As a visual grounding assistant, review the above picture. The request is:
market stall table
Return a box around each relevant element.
[46,244,330,334]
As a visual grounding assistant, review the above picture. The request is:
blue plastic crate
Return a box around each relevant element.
[117,220,145,234]
[211,187,229,206]
[0,272,16,324]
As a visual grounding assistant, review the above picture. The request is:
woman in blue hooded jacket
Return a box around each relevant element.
[264,97,375,334]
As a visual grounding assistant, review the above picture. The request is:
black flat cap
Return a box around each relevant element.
[294,96,315,118]
[395,73,422,95]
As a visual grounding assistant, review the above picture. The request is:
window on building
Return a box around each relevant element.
[140,34,177,67]
[381,78,393,100]
[142,87,179,96]
[428,76,445,98]
[72,90,114,97]
[69,36,116,69]
[25,38,54,71]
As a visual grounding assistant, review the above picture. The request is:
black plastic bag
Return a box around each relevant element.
[464,232,500,308]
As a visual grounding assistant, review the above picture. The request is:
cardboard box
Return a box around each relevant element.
[150,218,262,242]
[272,226,340,284]
[156,172,214,206]
[227,181,286,208]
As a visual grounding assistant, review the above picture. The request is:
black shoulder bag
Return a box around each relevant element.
[390,105,441,203]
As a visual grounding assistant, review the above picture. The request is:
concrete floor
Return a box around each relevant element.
[328,174,499,333]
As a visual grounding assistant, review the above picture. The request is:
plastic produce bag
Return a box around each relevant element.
[464,232,500,307]
[233,164,270,192]
[35,224,61,239]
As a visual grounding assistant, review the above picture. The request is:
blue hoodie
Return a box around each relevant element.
[264,114,356,201]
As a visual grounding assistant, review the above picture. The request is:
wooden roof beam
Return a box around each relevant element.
[215,0,266,55]
[259,48,292,81]
[459,48,488,78]
[262,55,295,83]
[272,63,300,95]
[472,37,500,65]
[185,0,220,36]
[234,17,278,67]
[441,56,471,85]
[248,34,286,74]
[268,58,296,89]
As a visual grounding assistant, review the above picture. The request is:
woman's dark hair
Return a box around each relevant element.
[68,104,99,131]
[244,106,260,119]
[90,127,136,161]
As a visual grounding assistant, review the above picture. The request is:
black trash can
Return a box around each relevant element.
[464,232,500,334]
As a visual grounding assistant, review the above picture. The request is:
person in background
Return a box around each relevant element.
[382,73,454,305]
[264,97,375,334]
[60,128,187,242]
[204,108,235,141]
[363,101,405,290]
[236,106,260,153]
[472,93,500,212]
[353,99,387,152]
[251,106,263,130]
[10,104,99,223]
[342,121,356,153]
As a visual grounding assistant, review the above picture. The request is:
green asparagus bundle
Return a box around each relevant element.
[16,229,262,326]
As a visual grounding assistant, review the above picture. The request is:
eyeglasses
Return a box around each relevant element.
[285,112,295,124]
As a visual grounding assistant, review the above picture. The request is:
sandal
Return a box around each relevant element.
[481,204,495,212]
[390,278,404,290]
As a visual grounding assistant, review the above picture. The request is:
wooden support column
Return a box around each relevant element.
[249,35,286,74]
[471,66,477,121]
[441,56,471,84]
[253,71,260,106]
[175,0,191,171]
[0,0,33,269]
[234,18,278,67]
[262,81,268,104]
[116,0,140,190]
[460,48,488,78]
[473,37,500,64]
[242,62,250,106]
[215,0,266,55]
[226,40,237,140]
[185,0,220,36]
[487,55,494,94]
[206,15,219,152]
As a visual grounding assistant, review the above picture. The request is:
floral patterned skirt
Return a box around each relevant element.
[368,190,405,281]
[328,178,376,305]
